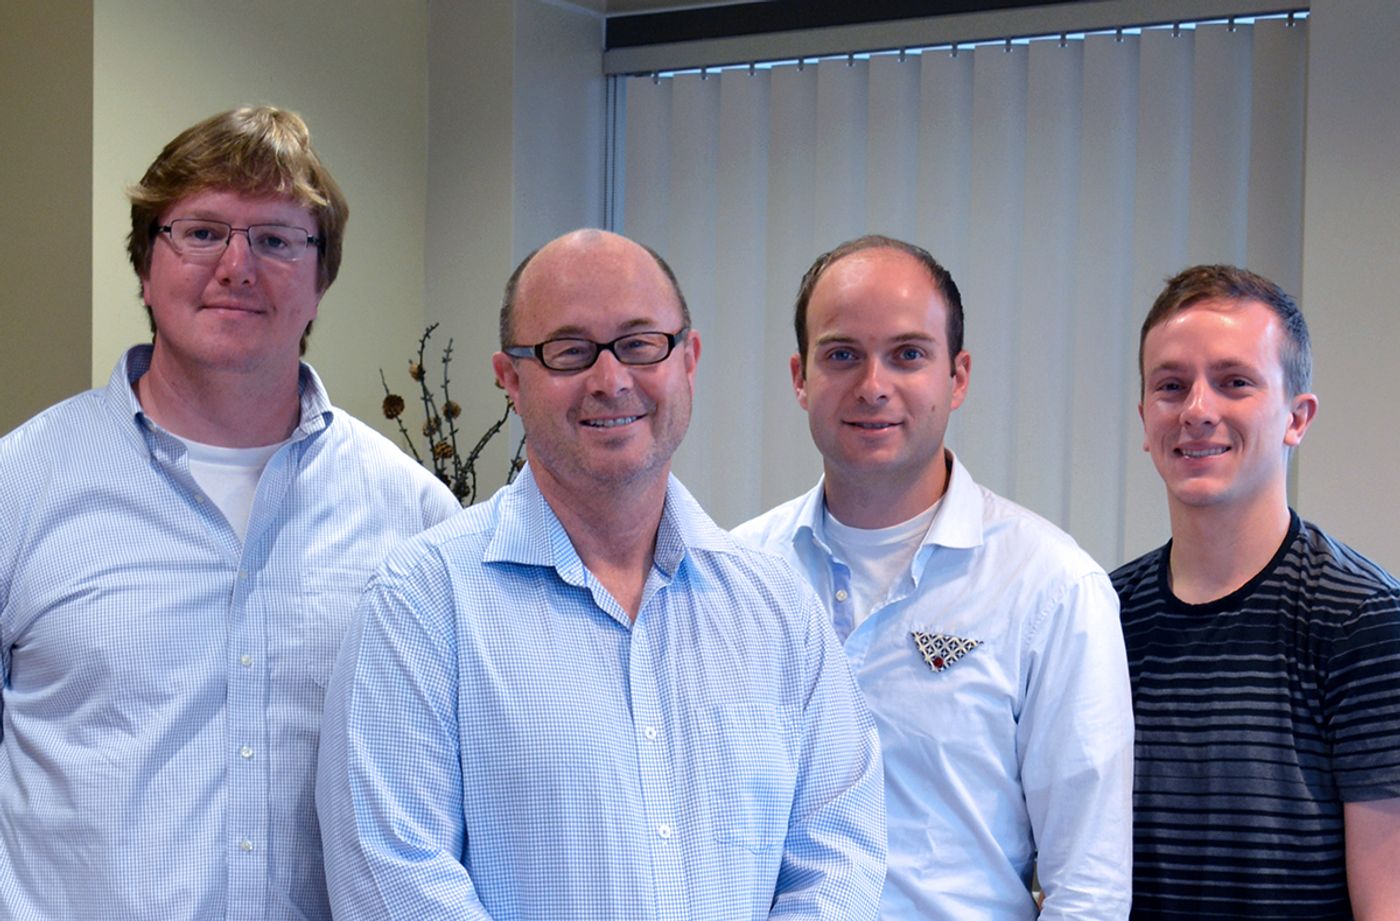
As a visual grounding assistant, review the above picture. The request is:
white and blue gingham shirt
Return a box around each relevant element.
[0,346,460,920]
[316,466,886,920]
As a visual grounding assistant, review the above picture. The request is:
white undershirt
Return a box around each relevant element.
[824,498,941,631]
[175,435,288,542]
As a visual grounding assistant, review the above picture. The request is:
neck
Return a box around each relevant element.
[1166,492,1292,605]
[531,462,669,621]
[137,349,302,447]
[822,450,950,529]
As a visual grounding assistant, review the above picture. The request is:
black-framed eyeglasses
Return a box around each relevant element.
[155,219,321,264]
[504,327,689,372]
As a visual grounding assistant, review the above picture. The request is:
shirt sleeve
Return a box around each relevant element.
[315,558,496,920]
[1017,570,1134,920]
[769,589,887,920]
[1325,587,1400,802]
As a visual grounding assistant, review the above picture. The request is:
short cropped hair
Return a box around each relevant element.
[1139,264,1312,397]
[498,235,691,348]
[793,235,964,372]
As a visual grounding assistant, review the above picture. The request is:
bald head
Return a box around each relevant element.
[499,229,690,349]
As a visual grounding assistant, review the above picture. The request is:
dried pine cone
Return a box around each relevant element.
[382,394,406,419]
[409,361,425,382]
[422,418,440,436]
[443,400,462,420]
[432,441,455,460]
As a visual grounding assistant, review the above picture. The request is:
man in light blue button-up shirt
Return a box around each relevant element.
[0,107,460,920]
[316,228,886,920]
[735,235,1134,921]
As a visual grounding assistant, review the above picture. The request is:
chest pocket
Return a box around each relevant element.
[297,567,370,687]
[694,704,797,853]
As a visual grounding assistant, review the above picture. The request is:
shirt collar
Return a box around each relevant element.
[107,344,336,445]
[484,463,731,580]
[793,449,986,559]
[919,450,984,552]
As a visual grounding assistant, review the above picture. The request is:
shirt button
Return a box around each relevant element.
[657,824,672,839]
[194,495,206,504]
[240,745,254,760]
[239,839,254,852]
[239,654,253,667]
[238,571,248,580]
[834,589,849,602]
[644,726,658,741]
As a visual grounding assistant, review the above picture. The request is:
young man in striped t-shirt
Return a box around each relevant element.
[1115,264,1400,919]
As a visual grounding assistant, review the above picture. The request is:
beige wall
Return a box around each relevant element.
[1298,0,1400,571]
[2,0,604,481]
[1,0,93,436]
[5,0,1395,570]
[424,0,606,496]
[91,0,432,440]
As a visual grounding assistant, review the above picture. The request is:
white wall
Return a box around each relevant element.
[1297,0,1400,572]
[90,0,431,440]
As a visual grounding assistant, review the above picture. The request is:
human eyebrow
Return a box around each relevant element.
[175,209,309,228]
[889,332,938,349]
[1208,358,1262,377]
[1145,358,1187,377]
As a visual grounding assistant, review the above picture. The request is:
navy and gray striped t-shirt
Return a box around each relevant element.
[1113,512,1400,920]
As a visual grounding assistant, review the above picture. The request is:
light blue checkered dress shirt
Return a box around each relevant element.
[316,466,886,920]
[0,346,461,920]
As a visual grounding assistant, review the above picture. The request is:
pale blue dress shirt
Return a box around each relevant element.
[316,465,886,920]
[734,453,1134,921]
[0,346,461,920]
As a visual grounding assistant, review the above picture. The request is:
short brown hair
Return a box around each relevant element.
[128,106,349,351]
[1139,264,1311,397]
[793,235,964,372]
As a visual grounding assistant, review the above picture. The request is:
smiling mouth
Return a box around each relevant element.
[849,421,898,430]
[203,303,261,313]
[582,416,641,428]
[1178,446,1228,458]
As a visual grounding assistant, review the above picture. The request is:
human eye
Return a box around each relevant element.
[252,226,297,257]
[822,346,858,365]
[894,345,928,364]
[616,335,661,360]
[176,220,226,246]
[542,339,594,368]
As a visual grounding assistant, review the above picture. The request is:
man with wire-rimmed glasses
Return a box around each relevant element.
[0,106,459,920]
[317,228,887,920]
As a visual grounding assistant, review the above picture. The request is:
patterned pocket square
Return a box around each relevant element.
[912,631,982,672]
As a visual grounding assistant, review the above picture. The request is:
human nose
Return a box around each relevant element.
[853,359,889,404]
[1181,380,1218,427]
[584,348,632,396]
[215,230,257,285]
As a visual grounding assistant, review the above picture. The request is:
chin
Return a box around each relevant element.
[1167,485,1233,509]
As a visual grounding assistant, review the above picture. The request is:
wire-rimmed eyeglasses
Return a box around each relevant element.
[155,219,322,264]
[503,327,689,372]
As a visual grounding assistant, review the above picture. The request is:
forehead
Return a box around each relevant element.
[1142,298,1288,380]
[514,239,682,338]
[1145,299,1282,356]
[165,188,316,226]
[809,248,946,332]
